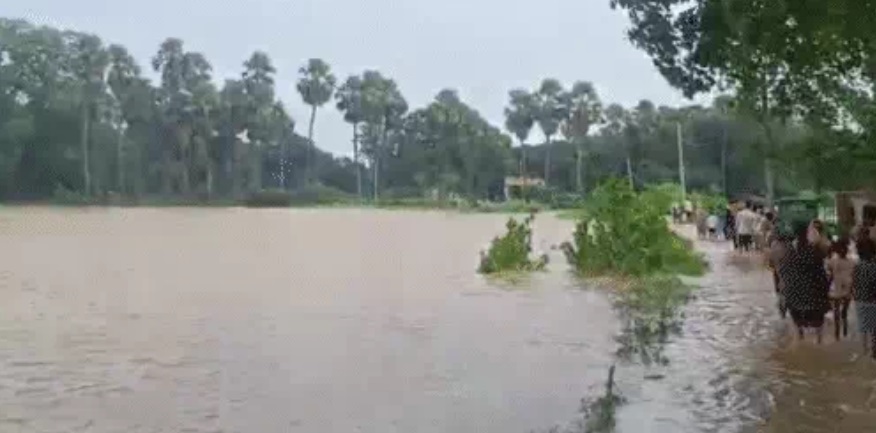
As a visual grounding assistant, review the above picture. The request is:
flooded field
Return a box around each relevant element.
[0,207,874,432]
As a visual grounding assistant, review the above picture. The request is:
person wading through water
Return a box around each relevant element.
[827,238,855,341]
[724,204,737,248]
[735,202,758,253]
[810,219,833,260]
[853,237,876,360]
[779,222,831,343]
[768,230,793,319]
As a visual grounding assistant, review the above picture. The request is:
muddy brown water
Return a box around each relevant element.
[0,207,873,433]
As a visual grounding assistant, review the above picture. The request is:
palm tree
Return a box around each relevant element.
[296,58,336,184]
[335,75,365,199]
[359,70,407,201]
[152,38,212,194]
[604,103,634,187]
[535,78,567,185]
[107,44,143,195]
[218,79,249,197]
[242,51,278,193]
[562,81,603,192]
[503,89,536,178]
[70,33,109,197]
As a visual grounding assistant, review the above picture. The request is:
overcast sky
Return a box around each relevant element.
[5,0,705,156]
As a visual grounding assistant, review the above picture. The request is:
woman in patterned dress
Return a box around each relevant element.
[779,222,831,343]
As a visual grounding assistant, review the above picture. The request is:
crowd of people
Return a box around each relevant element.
[765,209,876,360]
[677,200,876,360]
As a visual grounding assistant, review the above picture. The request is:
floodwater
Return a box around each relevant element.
[0,207,873,433]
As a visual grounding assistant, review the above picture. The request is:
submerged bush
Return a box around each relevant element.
[478,213,548,274]
[560,179,705,367]
[613,276,692,366]
[561,178,706,278]
[539,365,626,433]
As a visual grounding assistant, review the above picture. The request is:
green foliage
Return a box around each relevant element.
[562,178,706,278]
[478,214,547,274]
[611,0,876,195]
[691,191,727,215]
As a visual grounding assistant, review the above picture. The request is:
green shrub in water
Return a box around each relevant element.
[561,178,706,278]
[478,213,548,274]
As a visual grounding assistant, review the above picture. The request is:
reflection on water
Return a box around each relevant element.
[0,208,873,432]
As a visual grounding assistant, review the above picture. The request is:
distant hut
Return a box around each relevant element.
[504,176,545,201]
[835,190,876,232]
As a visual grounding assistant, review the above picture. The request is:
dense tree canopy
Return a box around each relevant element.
[610,0,876,193]
[0,17,822,204]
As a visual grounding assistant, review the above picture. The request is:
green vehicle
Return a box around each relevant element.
[775,192,838,238]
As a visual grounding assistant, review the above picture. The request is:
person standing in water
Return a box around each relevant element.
[695,206,708,239]
[780,222,831,343]
[809,220,833,260]
[707,212,719,241]
[827,238,855,341]
[736,202,758,253]
[853,237,876,360]
[724,204,737,248]
[768,231,793,319]
[758,211,776,252]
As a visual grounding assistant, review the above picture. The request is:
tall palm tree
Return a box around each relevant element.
[359,70,407,201]
[535,78,567,185]
[296,58,336,184]
[107,44,142,195]
[70,33,109,197]
[335,75,365,199]
[242,51,277,192]
[503,89,536,178]
[604,103,634,187]
[562,81,603,192]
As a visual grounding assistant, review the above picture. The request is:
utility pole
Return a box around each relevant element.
[677,121,687,204]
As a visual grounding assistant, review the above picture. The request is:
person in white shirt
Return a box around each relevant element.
[707,213,719,240]
[735,202,758,252]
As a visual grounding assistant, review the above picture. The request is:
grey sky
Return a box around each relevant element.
[6,0,703,156]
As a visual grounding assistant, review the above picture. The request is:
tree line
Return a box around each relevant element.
[0,17,817,204]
